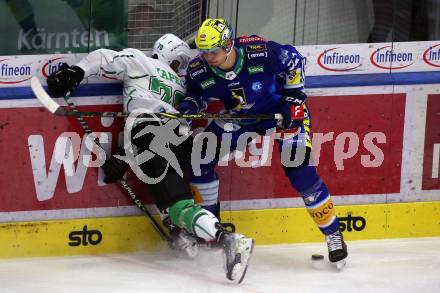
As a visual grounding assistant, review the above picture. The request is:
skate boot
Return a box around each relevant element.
[218,230,255,283]
[164,217,200,259]
[325,230,348,269]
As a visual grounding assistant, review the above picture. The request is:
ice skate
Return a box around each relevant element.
[219,232,255,283]
[325,230,348,270]
[164,217,200,259]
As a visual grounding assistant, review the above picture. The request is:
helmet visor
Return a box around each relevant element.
[198,46,223,54]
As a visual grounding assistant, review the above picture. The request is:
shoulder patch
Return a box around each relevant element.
[237,35,267,44]
[188,58,208,79]
[236,36,268,59]
[245,44,268,59]
[245,44,267,52]
[189,58,204,71]
[189,66,207,79]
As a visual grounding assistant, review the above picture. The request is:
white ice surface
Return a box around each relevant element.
[0,237,439,293]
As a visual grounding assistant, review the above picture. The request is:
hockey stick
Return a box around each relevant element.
[30,77,171,242]
[30,77,284,120]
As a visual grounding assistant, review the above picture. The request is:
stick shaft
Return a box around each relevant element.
[59,110,285,120]
[64,93,171,242]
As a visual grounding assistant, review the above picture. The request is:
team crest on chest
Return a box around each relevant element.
[225,71,237,80]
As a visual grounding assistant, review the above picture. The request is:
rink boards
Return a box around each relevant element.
[1,41,440,258]
[1,201,439,258]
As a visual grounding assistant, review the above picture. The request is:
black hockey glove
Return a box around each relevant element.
[47,63,85,97]
[101,147,129,184]
[280,91,308,128]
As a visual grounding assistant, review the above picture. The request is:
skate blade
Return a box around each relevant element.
[183,243,200,259]
[228,238,255,284]
[169,241,200,259]
[333,259,346,270]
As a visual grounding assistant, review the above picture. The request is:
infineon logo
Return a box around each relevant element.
[0,59,32,84]
[41,57,66,78]
[423,44,440,67]
[317,48,361,72]
[370,46,414,70]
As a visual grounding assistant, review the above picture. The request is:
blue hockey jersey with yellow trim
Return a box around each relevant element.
[185,35,306,116]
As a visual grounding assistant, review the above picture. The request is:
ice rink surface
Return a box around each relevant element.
[0,237,439,293]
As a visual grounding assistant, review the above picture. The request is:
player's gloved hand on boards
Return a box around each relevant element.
[47,63,85,97]
[101,147,129,184]
[279,91,307,128]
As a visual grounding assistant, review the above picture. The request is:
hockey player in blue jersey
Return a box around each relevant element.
[178,18,348,266]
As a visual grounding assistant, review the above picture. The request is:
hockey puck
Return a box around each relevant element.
[311,254,324,260]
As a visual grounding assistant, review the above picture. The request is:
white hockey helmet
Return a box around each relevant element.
[152,33,192,74]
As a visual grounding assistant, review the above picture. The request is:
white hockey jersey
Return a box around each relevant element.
[76,48,186,115]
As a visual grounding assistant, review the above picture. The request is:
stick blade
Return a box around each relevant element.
[30,76,66,115]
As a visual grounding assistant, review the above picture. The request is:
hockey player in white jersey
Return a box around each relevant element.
[45,33,254,284]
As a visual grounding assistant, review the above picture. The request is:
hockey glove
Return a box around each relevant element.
[101,147,129,184]
[176,96,204,115]
[47,63,85,97]
[280,91,308,128]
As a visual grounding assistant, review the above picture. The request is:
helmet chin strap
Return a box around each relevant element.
[219,40,235,67]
